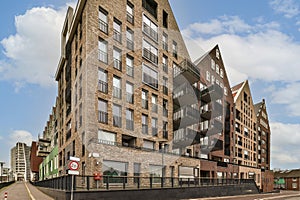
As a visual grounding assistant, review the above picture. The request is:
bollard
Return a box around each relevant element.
[4,192,8,200]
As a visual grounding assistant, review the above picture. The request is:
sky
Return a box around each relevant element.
[1,0,300,170]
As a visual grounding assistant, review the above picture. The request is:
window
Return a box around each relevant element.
[143,40,158,64]
[163,10,168,28]
[98,39,108,63]
[142,90,148,109]
[162,55,168,73]
[216,64,220,74]
[113,19,122,43]
[126,82,134,104]
[113,76,122,99]
[126,109,134,130]
[98,68,108,93]
[220,69,224,78]
[143,140,154,150]
[162,33,168,51]
[163,121,168,139]
[113,104,122,127]
[134,163,140,183]
[211,59,215,70]
[224,87,228,96]
[113,47,122,71]
[142,64,158,89]
[102,160,128,181]
[172,41,178,59]
[211,75,215,84]
[79,103,82,127]
[216,49,220,59]
[152,118,158,136]
[142,114,148,134]
[99,7,108,34]
[163,99,168,117]
[126,55,134,77]
[126,28,134,50]
[143,15,158,41]
[126,2,134,24]
[152,94,158,113]
[98,99,108,124]
[206,71,210,82]
[292,183,297,189]
[163,77,168,95]
[142,0,157,19]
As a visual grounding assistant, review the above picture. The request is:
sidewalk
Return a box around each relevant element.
[0,182,54,200]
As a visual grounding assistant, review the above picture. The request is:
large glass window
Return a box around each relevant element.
[113,19,122,43]
[162,55,168,73]
[172,41,178,59]
[162,33,168,51]
[142,15,158,41]
[126,109,134,130]
[102,160,128,183]
[152,94,158,113]
[113,76,122,99]
[152,117,158,136]
[113,47,122,71]
[98,68,108,93]
[143,40,158,64]
[142,89,148,109]
[98,130,116,145]
[126,28,134,50]
[142,114,148,134]
[126,2,134,24]
[98,39,108,63]
[99,7,108,34]
[142,64,158,89]
[98,99,108,124]
[126,55,134,77]
[143,140,154,150]
[113,104,122,127]
[126,82,134,104]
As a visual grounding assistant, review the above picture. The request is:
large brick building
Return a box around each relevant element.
[36,0,273,192]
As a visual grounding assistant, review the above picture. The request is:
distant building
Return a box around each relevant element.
[29,141,43,181]
[274,169,300,190]
[11,142,31,181]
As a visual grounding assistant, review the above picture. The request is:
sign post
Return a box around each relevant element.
[68,157,80,200]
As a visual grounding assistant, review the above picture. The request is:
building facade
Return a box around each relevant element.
[11,142,31,181]
[29,141,43,181]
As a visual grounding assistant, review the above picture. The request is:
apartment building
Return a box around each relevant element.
[191,45,237,179]
[274,169,300,190]
[53,0,201,180]
[254,99,271,170]
[29,141,43,181]
[10,142,31,181]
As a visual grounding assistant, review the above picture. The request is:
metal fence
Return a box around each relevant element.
[32,176,256,191]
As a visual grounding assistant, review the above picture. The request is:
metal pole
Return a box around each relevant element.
[71,175,74,200]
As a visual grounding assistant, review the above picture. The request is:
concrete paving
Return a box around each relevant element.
[0,182,54,200]
[187,190,300,200]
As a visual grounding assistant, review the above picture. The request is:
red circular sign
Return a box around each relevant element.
[68,161,79,170]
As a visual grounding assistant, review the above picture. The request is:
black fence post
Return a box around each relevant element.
[87,176,90,190]
[150,177,153,189]
[106,176,109,190]
[171,177,174,188]
[74,175,76,191]
[123,177,126,189]
[161,177,164,188]
[137,177,140,189]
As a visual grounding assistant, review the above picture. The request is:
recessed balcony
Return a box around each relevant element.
[173,128,200,148]
[173,59,200,86]
[173,105,200,129]
[173,83,200,106]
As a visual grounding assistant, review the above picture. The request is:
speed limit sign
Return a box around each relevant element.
[69,161,79,170]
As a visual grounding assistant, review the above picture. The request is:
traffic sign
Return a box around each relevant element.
[68,161,79,170]
[68,170,79,175]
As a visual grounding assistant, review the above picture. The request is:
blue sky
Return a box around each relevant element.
[1,0,300,170]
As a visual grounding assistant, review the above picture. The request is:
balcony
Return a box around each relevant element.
[143,48,158,64]
[173,128,200,148]
[113,59,122,71]
[200,119,223,136]
[173,59,200,85]
[113,29,122,43]
[37,145,50,157]
[173,105,200,129]
[126,39,134,50]
[99,19,108,34]
[98,111,108,124]
[173,83,200,106]
[201,109,211,121]
[126,12,134,24]
[201,84,223,104]
[98,50,108,64]
[98,80,108,94]
[143,22,158,41]
[200,138,223,153]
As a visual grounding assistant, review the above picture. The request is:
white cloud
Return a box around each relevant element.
[9,130,34,146]
[0,5,70,87]
[183,16,300,86]
[270,0,300,18]
[270,122,300,168]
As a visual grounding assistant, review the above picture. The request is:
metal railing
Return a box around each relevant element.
[32,176,256,191]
